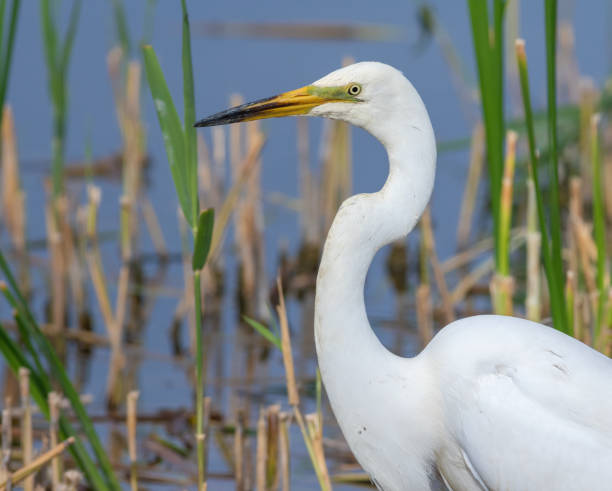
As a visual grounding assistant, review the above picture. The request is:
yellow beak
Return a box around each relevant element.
[194,86,333,127]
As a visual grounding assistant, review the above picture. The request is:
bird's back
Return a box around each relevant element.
[423,315,612,490]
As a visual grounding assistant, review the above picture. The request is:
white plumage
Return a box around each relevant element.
[310,62,612,490]
[196,61,612,491]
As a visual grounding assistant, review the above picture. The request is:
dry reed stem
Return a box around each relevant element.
[1,106,25,253]
[416,284,433,346]
[255,407,267,491]
[1,408,10,483]
[18,369,32,491]
[48,392,61,488]
[305,413,332,490]
[141,196,168,256]
[209,131,265,262]
[578,78,598,187]
[557,23,580,104]
[276,276,299,407]
[235,120,267,316]
[45,199,67,337]
[120,196,133,261]
[420,207,454,323]
[456,123,485,249]
[450,231,526,305]
[127,390,140,491]
[298,117,320,244]
[86,185,127,407]
[0,437,75,490]
[234,409,245,491]
[279,413,290,491]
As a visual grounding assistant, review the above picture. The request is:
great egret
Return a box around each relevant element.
[195,62,612,491]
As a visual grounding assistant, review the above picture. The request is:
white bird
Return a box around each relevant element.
[195,62,612,491]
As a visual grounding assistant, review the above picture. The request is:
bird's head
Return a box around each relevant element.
[194,62,422,143]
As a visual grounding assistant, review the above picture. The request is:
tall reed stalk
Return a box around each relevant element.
[466,0,507,286]
[516,35,570,335]
[40,0,82,201]
[590,114,608,343]
[142,1,214,487]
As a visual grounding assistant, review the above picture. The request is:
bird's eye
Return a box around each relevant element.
[347,84,361,96]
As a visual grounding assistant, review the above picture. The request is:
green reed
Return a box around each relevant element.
[591,116,608,341]
[142,0,214,487]
[467,0,514,313]
[0,0,21,111]
[515,31,570,334]
[40,0,81,200]
[0,251,121,490]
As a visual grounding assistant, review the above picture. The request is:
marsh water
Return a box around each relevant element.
[2,1,611,489]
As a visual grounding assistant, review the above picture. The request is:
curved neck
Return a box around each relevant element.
[314,107,436,377]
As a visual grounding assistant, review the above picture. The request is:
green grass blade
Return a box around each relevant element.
[243,316,282,350]
[0,250,121,489]
[591,115,607,338]
[181,0,198,228]
[142,44,194,226]
[193,208,214,271]
[39,0,58,76]
[516,40,569,334]
[0,0,20,110]
[544,0,568,333]
[111,0,130,56]
[0,323,111,490]
[60,0,82,73]
[0,0,7,57]
[467,0,506,273]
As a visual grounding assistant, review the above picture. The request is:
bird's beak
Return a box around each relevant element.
[194,85,332,127]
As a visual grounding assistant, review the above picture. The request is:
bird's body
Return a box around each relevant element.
[195,61,612,490]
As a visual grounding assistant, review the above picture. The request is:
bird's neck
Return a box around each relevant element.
[315,117,435,360]
[314,113,436,424]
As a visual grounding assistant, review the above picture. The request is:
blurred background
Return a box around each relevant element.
[1,1,611,489]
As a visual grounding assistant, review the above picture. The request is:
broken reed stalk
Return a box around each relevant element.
[526,177,541,321]
[18,368,33,491]
[127,390,139,491]
[48,392,62,488]
[234,409,245,491]
[491,130,517,316]
[0,437,75,491]
[279,412,291,491]
[256,407,267,491]
[1,408,10,482]
[276,276,332,491]
[266,405,281,489]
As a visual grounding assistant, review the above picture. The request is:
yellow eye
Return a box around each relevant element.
[347,84,361,96]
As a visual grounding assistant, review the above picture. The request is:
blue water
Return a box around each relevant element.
[2,0,611,488]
